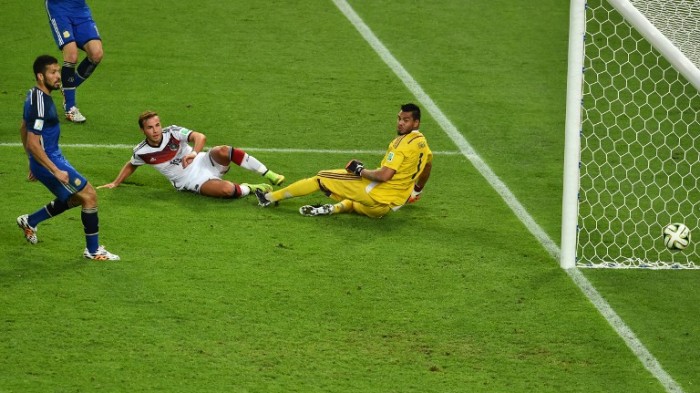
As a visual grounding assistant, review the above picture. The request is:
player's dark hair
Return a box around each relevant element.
[401,103,421,120]
[138,110,159,129]
[33,55,58,79]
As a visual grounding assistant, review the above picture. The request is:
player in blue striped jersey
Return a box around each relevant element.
[17,55,119,261]
[45,0,104,123]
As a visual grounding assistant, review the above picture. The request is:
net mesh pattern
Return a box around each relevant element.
[577,0,700,269]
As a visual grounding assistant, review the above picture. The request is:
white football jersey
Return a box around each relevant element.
[131,125,194,183]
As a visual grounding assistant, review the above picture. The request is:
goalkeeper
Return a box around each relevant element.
[255,103,432,218]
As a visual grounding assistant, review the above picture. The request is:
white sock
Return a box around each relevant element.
[239,153,267,175]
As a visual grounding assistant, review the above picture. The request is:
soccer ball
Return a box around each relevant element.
[662,223,691,250]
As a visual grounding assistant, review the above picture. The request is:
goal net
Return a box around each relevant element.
[561,0,700,269]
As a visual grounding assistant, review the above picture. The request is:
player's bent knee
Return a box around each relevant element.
[90,52,103,64]
[201,180,237,198]
[61,43,79,62]
[205,146,231,167]
[85,41,104,63]
[75,185,98,207]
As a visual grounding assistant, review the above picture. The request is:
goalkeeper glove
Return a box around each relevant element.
[407,184,423,203]
[345,159,364,176]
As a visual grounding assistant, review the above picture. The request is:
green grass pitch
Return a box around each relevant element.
[0,1,698,392]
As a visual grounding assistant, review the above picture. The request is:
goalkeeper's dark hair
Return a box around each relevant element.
[33,55,58,79]
[401,103,421,120]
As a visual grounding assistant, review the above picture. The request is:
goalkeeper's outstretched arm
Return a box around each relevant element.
[360,166,396,182]
[345,159,397,182]
[415,161,432,189]
[408,161,432,203]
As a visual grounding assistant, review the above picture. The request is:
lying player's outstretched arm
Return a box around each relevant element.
[97,161,139,189]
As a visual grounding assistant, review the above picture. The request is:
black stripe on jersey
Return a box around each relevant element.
[406,135,424,144]
[133,140,149,153]
[392,134,407,149]
[392,133,424,149]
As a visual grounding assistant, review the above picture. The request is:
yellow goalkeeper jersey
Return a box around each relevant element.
[367,130,433,206]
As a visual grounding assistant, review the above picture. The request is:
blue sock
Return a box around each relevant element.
[28,198,71,227]
[81,207,99,253]
[61,62,77,111]
[63,88,76,111]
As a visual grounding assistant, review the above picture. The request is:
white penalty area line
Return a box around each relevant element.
[0,142,460,156]
[331,1,684,392]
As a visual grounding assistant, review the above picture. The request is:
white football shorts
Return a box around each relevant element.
[172,151,229,193]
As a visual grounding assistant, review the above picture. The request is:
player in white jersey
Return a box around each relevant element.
[98,111,285,199]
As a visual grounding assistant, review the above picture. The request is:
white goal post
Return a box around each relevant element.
[561,0,700,269]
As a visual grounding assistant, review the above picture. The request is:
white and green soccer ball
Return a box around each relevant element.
[663,223,691,251]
